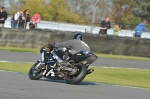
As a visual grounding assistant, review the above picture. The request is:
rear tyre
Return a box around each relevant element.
[28,61,43,80]
[65,63,87,84]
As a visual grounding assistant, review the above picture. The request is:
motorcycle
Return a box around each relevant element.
[28,47,97,84]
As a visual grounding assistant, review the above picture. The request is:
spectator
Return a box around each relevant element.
[113,24,121,36]
[11,11,20,28]
[29,21,36,29]
[33,18,38,28]
[99,16,111,34]
[134,19,146,37]
[31,14,41,29]
[23,9,30,28]
[18,11,25,29]
[0,7,7,27]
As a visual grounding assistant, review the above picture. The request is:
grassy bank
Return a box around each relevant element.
[0,62,150,89]
[1,46,150,61]
[85,67,150,89]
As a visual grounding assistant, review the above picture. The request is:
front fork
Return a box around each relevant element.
[34,60,46,75]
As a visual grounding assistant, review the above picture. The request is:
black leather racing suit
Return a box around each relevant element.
[41,39,90,64]
[55,39,90,52]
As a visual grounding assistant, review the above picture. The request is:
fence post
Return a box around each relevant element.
[90,0,100,34]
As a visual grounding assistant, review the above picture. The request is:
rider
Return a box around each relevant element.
[40,32,95,76]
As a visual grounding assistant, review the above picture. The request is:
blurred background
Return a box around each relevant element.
[2,0,150,36]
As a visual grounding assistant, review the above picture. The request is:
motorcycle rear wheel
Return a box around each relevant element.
[64,63,87,84]
[28,61,43,80]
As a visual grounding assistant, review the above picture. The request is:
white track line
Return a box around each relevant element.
[1,60,150,70]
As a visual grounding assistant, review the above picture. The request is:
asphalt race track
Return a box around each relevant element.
[0,50,150,99]
[0,50,150,69]
[0,71,150,99]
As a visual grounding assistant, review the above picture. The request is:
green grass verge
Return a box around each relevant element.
[0,62,150,89]
[0,62,31,73]
[1,46,150,61]
[85,67,150,89]
[95,53,150,61]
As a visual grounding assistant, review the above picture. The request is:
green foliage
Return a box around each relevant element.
[121,14,141,28]
[17,0,85,24]
[112,0,138,24]
[133,0,150,23]
[18,0,48,17]
[6,0,150,29]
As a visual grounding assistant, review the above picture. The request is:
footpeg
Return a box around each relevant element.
[87,69,94,75]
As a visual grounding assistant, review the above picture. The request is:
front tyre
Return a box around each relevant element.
[65,63,87,84]
[28,61,43,80]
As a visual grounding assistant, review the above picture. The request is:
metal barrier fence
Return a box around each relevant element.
[4,17,150,39]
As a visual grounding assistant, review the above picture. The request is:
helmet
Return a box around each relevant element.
[52,42,58,46]
[73,32,83,40]
[49,42,58,50]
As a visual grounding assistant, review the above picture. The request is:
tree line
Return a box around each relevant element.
[1,0,150,27]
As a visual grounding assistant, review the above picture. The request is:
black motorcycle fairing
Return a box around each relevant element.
[70,51,95,63]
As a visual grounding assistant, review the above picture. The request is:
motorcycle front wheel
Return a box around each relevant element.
[64,63,87,84]
[28,61,43,80]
